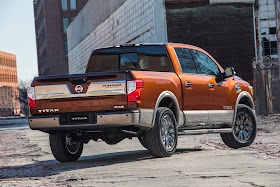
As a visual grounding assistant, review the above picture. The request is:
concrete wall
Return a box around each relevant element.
[67,0,167,74]
[67,0,126,52]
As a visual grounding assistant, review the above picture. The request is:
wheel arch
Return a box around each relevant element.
[233,91,255,125]
[151,91,182,129]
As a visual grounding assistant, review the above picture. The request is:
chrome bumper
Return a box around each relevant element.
[28,110,140,130]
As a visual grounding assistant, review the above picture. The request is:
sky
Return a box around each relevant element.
[0,0,38,82]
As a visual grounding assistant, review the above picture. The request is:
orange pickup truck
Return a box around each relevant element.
[28,43,256,162]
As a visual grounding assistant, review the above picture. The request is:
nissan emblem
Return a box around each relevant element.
[75,85,83,93]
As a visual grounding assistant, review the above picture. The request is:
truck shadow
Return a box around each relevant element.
[0,148,202,179]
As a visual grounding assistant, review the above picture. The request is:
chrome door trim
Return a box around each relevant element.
[184,110,208,124]
[208,110,234,125]
[183,110,234,125]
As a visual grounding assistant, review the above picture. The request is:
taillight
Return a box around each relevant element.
[27,87,36,107]
[127,80,143,102]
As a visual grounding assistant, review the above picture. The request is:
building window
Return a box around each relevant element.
[64,41,68,56]
[269,27,276,35]
[62,18,69,33]
[262,38,278,56]
[70,0,76,10]
[61,0,68,11]
[71,17,75,22]
[270,41,278,55]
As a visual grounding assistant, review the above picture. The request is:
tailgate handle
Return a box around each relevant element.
[69,77,87,84]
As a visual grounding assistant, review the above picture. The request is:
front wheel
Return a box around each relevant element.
[221,104,257,148]
[145,107,178,157]
[49,131,84,162]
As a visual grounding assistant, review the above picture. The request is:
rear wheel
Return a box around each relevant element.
[49,131,83,162]
[145,107,178,157]
[221,104,257,148]
[138,134,147,149]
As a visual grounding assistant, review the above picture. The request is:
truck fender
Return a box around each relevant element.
[233,91,255,125]
[139,91,183,129]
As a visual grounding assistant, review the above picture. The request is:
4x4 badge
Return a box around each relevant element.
[75,85,83,93]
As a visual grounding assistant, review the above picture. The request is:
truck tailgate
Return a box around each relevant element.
[30,71,129,115]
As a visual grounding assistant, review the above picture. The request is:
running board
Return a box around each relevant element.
[178,128,232,135]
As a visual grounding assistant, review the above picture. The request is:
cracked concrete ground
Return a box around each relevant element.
[0,115,280,187]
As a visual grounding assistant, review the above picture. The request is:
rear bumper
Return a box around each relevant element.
[28,110,140,130]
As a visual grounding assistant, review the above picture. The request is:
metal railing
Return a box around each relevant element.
[253,56,280,115]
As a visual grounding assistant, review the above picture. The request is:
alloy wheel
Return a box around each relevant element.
[233,111,253,143]
[160,114,176,151]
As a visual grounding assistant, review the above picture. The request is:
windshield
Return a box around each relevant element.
[86,46,172,73]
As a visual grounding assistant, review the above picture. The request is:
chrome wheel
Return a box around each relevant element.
[233,111,253,143]
[65,134,81,155]
[160,114,176,151]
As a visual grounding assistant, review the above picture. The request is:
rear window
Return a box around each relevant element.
[86,46,173,73]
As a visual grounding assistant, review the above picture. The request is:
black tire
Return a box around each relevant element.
[138,134,147,149]
[145,107,178,157]
[49,131,83,162]
[221,104,257,149]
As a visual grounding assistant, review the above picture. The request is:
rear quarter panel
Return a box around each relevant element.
[130,71,182,110]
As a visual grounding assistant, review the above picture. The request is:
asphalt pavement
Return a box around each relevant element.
[0,117,280,186]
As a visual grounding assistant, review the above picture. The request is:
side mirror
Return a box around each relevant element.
[224,67,235,78]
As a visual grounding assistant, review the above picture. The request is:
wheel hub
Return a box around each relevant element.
[160,115,176,151]
[65,134,81,154]
[233,111,253,143]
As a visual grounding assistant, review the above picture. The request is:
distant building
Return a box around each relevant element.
[0,50,20,116]
[33,0,88,76]
[67,0,280,84]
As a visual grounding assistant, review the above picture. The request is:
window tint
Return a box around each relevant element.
[89,55,119,72]
[61,0,68,10]
[192,50,220,76]
[70,0,76,10]
[174,48,197,74]
[87,46,172,73]
[120,53,138,70]
[62,18,69,33]
[64,41,68,56]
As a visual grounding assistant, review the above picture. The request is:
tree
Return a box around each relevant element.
[18,79,32,116]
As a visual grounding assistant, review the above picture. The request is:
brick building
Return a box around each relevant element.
[0,50,20,116]
[33,0,88,76]
[67,0,280,85]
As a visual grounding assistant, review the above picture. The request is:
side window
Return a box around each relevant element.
[174,48,197,74]
[192,50,220,77]
[137,47,172,72]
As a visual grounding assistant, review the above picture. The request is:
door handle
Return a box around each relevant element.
[185,82,192,88]
[209,83,215,88]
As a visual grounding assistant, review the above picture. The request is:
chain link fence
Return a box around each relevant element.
[253,56,280,115]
